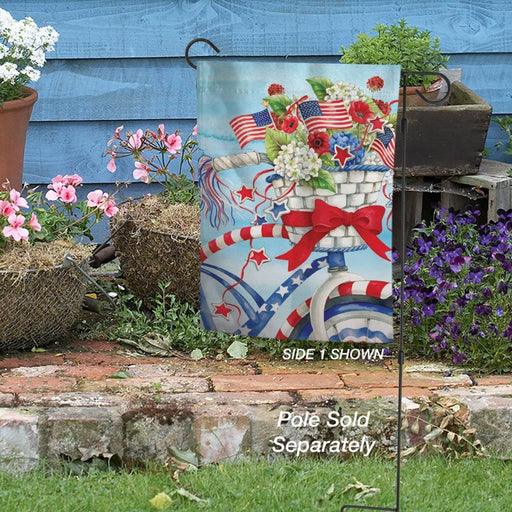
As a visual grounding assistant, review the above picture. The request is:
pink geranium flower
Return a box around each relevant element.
[107,125,124,146]
[27,213,41,232]
[133,162,149,183]
[0,200,15,218]
[2,214,29,241]
[164,133,182,154]
[63,174,82,187]
[157,124,166,141]
[9,189,28,211]
[86,189,107,207]
[101,199,119,217]
[107,157,117,173]
[192,124,198,136]
[128,129,144,150]
[59,185,77,204]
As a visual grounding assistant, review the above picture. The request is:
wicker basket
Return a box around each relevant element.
[0,264,87,352]
[111,216,200,308]
[272,165,389,251]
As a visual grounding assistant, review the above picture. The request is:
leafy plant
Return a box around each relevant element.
[493,115,512,157]
[0,174,117,253]
[105,124,198,204]
[107,282,250,357]
[340,19,449,87]
[395,206,512,373]
[0,8,59,103]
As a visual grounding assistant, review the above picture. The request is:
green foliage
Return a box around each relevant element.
[1,457,511,511]
[263,94,292,116]
[265,127,292,162]
[340,19,449,87]
[107,282,249,357]
[306,76,334,101]
[493,115,512,157]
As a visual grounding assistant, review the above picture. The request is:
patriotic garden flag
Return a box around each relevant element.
[197,62,400,342]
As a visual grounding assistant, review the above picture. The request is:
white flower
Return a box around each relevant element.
[274,140,323,183]
[325,81,371,109]
[0,62,19,83]
[21,65,40,82]
[0,8,58,99]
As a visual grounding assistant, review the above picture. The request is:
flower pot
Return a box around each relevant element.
[0,262,87,352]
[0,86,38,190]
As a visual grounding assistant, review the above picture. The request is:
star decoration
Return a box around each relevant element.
[235,184,254,203]
[238,326,251,335]
[212,302,233,318]
[248,248,271,269]
[277,285,289,297]
[257,303,268,313]
[252,214,267,226]
[333,145,355,167]
[291,275,304,286]
[270,302,280,312]
[264,199,290,221]
[368,116,386,133]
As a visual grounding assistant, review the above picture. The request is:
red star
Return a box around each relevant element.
[333,145,355,167]
[212,302,233,318]
[235,184,254,203]
[368,116,386,133]
[248,248,271,269]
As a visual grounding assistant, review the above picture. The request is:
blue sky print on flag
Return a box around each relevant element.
[197,61,400,342]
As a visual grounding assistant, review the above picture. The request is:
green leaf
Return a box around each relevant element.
[263,94,292,116]
[168,446,199,467]
[320,153,335,167]
[175,487,209,504]
[190,348,204,360]
[107,370,131,379]
[149,492,173,510]
[227,340,248,359]
[265,128,291,162]
[307,168,336,192]
[306,76,334,100]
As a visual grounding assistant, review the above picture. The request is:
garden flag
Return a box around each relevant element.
[197,61,400,342]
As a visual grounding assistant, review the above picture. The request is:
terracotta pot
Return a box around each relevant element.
[0,86,38,191]
[398,80,442,107]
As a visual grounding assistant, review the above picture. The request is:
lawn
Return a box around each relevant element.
[0,456,510,511]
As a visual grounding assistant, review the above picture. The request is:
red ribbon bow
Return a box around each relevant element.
[277,199,390,271]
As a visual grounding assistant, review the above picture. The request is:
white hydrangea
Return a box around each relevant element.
[274,140,323,182]
[362,149,383,166]
[325,81,370,108]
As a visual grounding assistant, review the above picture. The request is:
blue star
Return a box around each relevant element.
[265,200,290,221]
[252,214,267,225]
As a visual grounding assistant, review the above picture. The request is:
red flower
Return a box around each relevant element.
[267,83,285,96]
[375,99,391,116]
[349,101,374,125]
[367,76,384,92]
[282,114,299,133]
[307,131,331,155]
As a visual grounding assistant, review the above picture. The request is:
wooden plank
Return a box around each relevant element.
[23,120,197,185]
[28,55,512,123]
[4,0,512,59]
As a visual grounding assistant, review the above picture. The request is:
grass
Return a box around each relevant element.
[0,456,510,511]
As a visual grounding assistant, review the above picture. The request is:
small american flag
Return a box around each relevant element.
[230,109,274,148]
[298,99,352,132]
[370,126,396,169]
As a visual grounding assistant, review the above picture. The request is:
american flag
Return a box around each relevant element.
[369,126,396,169]
[298,99,352,132]
[229,109,274,148]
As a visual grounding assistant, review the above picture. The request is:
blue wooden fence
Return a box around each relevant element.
[5,0,512,189]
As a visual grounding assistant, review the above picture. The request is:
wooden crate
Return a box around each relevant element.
[395,81,492,177]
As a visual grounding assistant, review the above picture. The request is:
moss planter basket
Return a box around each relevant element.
[111,202,200,308]
[0,263,87,352]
